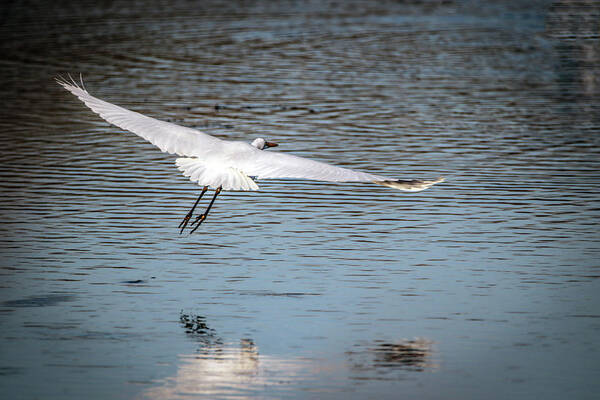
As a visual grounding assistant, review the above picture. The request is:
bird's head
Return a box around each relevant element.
[251,137,278,150]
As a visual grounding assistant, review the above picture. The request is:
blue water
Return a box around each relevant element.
[1,0,599,399]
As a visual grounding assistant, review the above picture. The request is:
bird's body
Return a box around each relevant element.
[57,75,443,232]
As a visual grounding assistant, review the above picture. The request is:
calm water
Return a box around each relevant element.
[1,0,599,399]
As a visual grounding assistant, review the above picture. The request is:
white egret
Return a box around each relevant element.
[57,76,444,233]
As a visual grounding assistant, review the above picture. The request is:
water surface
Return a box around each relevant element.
[1,1,599,399]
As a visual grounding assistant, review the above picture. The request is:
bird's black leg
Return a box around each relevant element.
[179,186,208,234]
[190,186,222,233]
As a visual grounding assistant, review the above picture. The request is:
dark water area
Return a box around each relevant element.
[1,0,599,399]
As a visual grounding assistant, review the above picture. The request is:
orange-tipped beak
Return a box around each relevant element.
[264,141,278,148]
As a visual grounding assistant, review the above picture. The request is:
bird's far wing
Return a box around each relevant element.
[56,76,223,157]
[231,148,444,192]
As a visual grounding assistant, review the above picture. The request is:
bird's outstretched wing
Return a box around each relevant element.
[229,149,444,192]
[58,76,443,192]
[56,76,223,158]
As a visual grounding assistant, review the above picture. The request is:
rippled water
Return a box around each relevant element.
[1,0,599,399]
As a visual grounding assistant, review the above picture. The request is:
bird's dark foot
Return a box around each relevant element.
[178,210,195,234]
[190,213,207,233]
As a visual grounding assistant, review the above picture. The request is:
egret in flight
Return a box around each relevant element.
[57,76,444,233]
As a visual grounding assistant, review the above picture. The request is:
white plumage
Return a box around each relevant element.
[56,76,444,193]
[176,158,259,191]
[57,75,445,232]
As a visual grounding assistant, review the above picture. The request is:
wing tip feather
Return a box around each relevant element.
[55,73,89,94]
[374,176,444,192]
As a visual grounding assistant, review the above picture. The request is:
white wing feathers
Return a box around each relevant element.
[234,150,384,182]
[237,149,444,192]
[56,77,222,158]
[58,77,443,192]
[176,158,259,191]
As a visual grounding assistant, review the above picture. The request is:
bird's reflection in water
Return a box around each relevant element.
[141,315,438,398]
[180,313,222,347]
[141,314,310,399]
[346,338,437,379]
[178,313,261,379]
